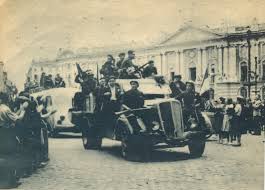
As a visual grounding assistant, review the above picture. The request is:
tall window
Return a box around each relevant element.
[189,67,196,81]
[240,62,248,82]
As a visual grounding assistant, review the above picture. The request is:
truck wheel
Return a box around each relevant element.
[188,138,206,158]
[82,132,102,150]
[0,168,19,188]
[121,136,135,161]
[121,135,151,162]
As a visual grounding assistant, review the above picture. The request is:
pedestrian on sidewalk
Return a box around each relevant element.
[221,98,234,144]
[231,96,243,146]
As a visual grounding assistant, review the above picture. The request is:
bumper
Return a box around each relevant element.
[54,124,80,133]
[137,130,207,147]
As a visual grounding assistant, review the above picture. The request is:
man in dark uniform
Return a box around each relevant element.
[142,60,157,78]
[123,80,144,109]
[100,55,116,78]
[169,75,186,98]
[116,53,126,70]
[119,50,138,79]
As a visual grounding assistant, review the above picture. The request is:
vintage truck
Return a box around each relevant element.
[69,77,210,161]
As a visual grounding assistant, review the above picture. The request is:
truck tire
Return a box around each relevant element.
[0,168,19,189]
[82,131,102,150]
[188,138,206,158]
[121,135,151,162]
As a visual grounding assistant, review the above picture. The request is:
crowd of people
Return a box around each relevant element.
[169,74,265,146]
[0,90,56,188]
[24,73,66,93]
[203,94,265,146]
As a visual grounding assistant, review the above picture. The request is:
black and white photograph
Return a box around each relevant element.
[0,0,264,189]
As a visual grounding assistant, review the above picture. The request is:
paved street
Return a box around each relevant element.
[17,134,264,190]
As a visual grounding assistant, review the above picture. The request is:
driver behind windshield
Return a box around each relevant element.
[123,80,144,109]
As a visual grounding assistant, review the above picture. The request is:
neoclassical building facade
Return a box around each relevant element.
[28,24,265,99]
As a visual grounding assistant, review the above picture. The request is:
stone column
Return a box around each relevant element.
[251,41,259,73]
[223,46,229,79]
[179,50,185,80]
[175,50,180,74]
[217,46,223,75]
[201,48,207,77]
[197,48,202,81]
[228,45,237,81]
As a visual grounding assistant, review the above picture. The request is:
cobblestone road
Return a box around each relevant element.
[17,134,264,190]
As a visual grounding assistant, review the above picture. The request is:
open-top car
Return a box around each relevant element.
[69,77,210,161]
[32,87,80,136]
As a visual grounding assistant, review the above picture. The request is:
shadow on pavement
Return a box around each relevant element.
[100,145,194,162]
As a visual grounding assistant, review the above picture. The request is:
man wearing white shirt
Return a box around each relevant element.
[102,76,123,113]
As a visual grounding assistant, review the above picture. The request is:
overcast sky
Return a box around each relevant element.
[0,0,265,89]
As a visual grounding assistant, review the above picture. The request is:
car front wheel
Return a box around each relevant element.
[188,138,206,158]
[121,135,151,162]
[82,132,102,150]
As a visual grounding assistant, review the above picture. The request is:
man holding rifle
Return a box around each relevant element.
[74,64,97,110]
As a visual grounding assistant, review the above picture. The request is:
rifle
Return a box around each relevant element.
[115,105,151,116]
[76,63,84,78]
[136,61,152,72]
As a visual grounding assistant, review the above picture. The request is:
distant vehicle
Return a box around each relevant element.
[32,87,80,136]
[70,77,210,161]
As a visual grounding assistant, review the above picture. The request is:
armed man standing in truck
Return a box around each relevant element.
[100,55,116,79]
[74,64,97,111]
[119,50,138,79]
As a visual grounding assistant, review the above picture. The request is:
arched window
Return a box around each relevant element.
[240,62,248,82]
